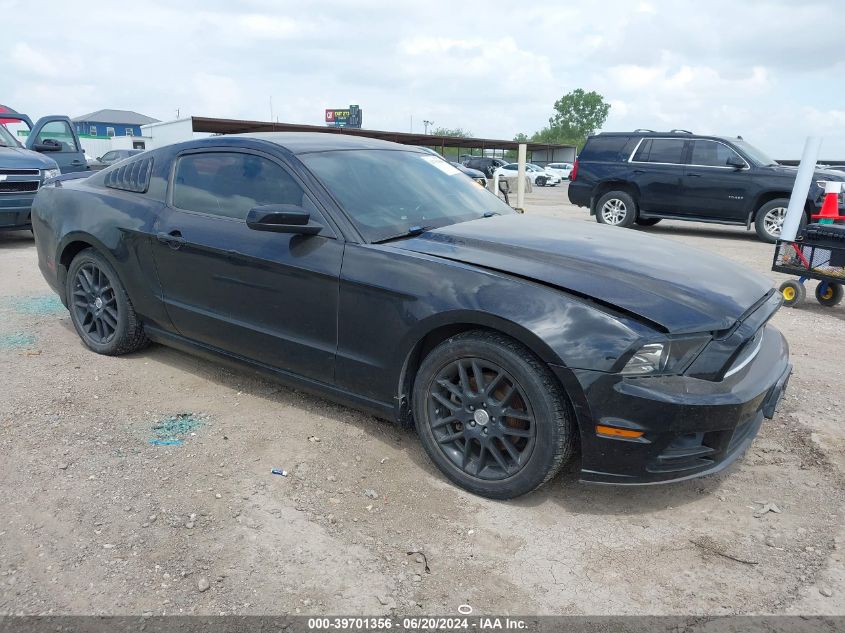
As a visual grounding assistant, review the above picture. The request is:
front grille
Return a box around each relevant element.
[0,181,39,194]
[0,169,40,176]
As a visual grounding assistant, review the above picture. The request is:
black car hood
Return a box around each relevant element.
[391,215,772,334]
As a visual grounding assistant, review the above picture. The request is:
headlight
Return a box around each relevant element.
[620,337,710,376]
[42,168,60,181]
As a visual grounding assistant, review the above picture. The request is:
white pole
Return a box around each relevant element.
[517,143,527,211]
[781,137,822,242]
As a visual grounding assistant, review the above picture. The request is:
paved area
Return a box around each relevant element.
[1,185,843,615]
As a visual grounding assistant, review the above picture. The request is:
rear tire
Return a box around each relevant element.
[412,331,575,499]
[779,280,806,307]
[66,248,149,355]
[754,198,790,243]
[635,217,661,226]
[596,191,637,228]
[815,282,843,307]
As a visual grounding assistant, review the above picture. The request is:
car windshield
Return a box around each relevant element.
[732,139,777,166]
[0,124,19,148]
[299,149,514,242]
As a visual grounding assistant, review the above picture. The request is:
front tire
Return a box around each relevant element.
[779,280,806,307]
[536,176,547,187]
[596,190,637,228]
[412,331,575,499]
[755,199,790,243]
[66,248,149,355]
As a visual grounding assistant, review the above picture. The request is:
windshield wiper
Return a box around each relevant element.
[482,211,500,217]
[373,224,435,244]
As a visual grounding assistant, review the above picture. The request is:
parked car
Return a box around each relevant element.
[546,162,574,179]
[494,163,561,187]
[89,149,143,170]
[0,113,85,231]
[452,162,488,188]
[568,130,845,242]
[527,163,561,186]
[416,147,487,187]
[462,156,509,178]
[32,133,791,499]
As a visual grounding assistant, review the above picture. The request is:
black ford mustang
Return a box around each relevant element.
[31,133,791,499]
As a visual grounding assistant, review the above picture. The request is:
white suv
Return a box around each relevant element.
[494,163,561,187]
[546,162,573,179]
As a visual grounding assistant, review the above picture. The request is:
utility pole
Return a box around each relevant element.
[423,120,434,135]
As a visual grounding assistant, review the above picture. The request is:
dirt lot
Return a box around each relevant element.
[1,185,843,616]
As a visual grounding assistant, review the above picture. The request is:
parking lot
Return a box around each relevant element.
[1,183,843,616]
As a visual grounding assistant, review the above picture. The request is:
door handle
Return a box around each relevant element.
[687,173,702,178]
[157,230,186,249]
[632,169,645,174]
[71,160,84,165]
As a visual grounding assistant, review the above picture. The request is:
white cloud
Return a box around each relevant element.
[1,0,844,156]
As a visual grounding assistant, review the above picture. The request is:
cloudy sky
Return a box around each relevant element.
[4,0,844,157]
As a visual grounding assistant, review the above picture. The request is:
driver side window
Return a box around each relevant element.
[172,152,307,220]
[36,120,79,152]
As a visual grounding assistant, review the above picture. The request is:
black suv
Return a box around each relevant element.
[462,156,509,178]
[568,130,845,242]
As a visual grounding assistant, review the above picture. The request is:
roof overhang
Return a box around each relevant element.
[190,116,574,153]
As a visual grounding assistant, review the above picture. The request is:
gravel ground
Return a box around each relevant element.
[1,184,843,616]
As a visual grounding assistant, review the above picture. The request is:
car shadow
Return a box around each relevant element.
[0,230,35,249]
[510,461,729,515]
[633,223,761,242]
[57,325,730,514]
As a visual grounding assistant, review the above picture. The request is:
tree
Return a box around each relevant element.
[527,89,610,150]
[430,127,473,138]
[506,133,531,159]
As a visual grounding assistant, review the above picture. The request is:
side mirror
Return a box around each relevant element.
[726,155,746,169]
[246,204,322,235]
[32,142,61,152]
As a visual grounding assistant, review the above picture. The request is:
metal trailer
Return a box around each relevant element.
[773,223,845,307]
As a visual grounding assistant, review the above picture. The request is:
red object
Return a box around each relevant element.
[570,158,578,181]
[791,242,810,267]
[0,104,22,125]
[812,187,842,221]
[325,109,334,122]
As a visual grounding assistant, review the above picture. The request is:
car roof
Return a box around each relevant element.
[594,131,742,143]
[231,132,419,154]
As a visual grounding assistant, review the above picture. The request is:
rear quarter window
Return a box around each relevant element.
[579,136,637,162]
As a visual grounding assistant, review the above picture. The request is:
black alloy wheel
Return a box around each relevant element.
[413,331,575,499]
[66,248,149,355]
[428,357,535,480]
[71,262,119,345]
